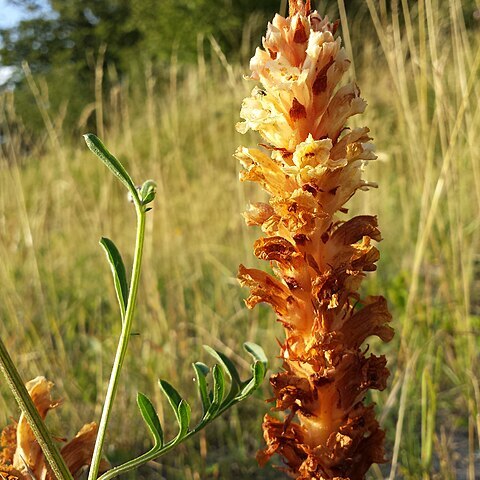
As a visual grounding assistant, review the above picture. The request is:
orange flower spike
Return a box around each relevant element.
[236,2,393,479]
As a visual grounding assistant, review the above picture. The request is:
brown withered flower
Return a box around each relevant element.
[236,1,394,479]
[0,377,108,479]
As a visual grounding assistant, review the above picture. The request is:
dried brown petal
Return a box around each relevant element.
[13,377,59,476]
[0,422,17,464]
[339,296,394,350]
[258,414,306,472]
[61,423,109,478]
[0,464,27,479]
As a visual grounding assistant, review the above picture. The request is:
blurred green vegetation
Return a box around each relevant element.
[2,0,479,138]
[0,0,479,478]
[1,0,281,134]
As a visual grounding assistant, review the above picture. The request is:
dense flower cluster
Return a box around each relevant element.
[0,377,107,479]
[236,1,394,479]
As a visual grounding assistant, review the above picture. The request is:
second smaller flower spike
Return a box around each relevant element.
[236,1,393,479]
[0,377,109,479]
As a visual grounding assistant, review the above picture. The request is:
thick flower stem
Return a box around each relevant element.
[88,202,146,480]
[0,338,74,480]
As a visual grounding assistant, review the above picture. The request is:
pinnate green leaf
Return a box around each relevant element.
[99,343,268,480]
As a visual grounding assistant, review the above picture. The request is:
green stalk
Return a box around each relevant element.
[97,407,231,480]
[98,438,184,480]
[0,338,74,480]
[88,201,146,480]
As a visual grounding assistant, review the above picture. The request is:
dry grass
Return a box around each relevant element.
[0,1,478,478]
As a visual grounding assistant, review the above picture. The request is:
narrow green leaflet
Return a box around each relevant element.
[158,379,183,425]
[237,361,266,402]
[83,134,139,203]
[192,362,210,414]
[99,237,129,319]
[176,400,191,439]
[240,342,268,399]
[206,365,225,418]
[244,342,268,367]
[137,392,163,448]
[203,346,241,396]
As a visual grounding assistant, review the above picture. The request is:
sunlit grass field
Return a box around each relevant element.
[0,1,479,478]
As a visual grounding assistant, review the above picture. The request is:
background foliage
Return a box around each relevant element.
[4,0,478,137]
[0,0,479,479]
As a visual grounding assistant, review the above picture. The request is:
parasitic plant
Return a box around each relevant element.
[236,1,394,478]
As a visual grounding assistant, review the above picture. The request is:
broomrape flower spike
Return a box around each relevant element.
[236,1,394,479]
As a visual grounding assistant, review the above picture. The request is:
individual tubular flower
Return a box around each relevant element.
[0,376,108,479]
[236,1,394,479]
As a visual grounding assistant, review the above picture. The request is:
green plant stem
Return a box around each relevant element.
[98,437,184,480]
[88,203,146,480]
[0,338,74,480]
[97,402,234,480]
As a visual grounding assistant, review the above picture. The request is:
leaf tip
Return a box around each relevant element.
[243,342,268,367]
[83,132,96,144]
